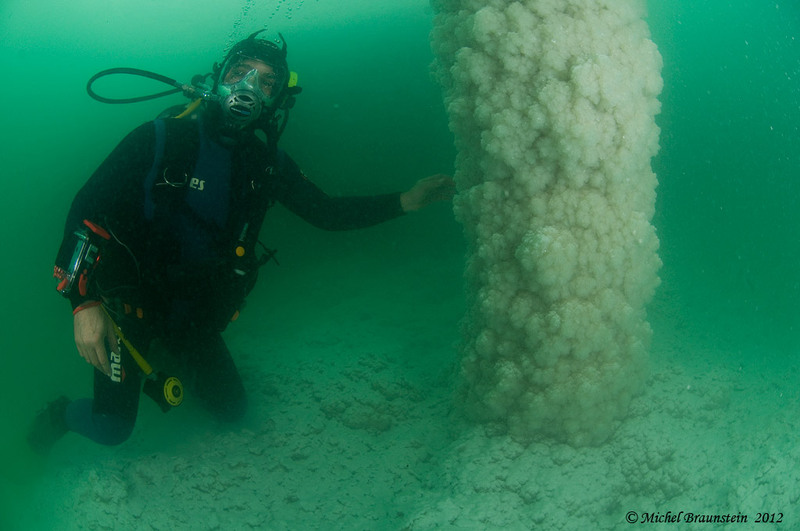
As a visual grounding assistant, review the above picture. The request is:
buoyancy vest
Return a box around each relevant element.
[140,117,276,330]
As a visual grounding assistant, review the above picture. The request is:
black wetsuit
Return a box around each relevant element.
[57,114,404,445]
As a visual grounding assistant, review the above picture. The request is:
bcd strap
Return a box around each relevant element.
[144,118,200,222]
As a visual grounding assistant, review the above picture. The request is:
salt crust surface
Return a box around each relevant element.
[23,334,799,530]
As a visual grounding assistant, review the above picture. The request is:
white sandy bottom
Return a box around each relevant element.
[16,257,800,530]
[23,347,798,529]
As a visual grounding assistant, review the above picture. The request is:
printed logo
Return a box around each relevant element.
[190,178,206,191]
[110,350,122,383]
[110,337,124,383]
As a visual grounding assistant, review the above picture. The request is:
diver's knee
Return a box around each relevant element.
[94,414,136,446]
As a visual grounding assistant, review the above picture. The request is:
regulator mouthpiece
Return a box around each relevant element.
[222,88,263,124]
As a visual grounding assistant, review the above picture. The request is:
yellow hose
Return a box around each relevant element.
[175,98,202,119]
[101,306,154,375]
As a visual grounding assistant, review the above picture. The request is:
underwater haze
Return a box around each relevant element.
[1,0,799,529]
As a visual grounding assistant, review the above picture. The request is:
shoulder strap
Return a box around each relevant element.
[143,119,200,221]
[143,119,166,221]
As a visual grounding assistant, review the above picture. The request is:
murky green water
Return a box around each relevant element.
[1,1,797,528]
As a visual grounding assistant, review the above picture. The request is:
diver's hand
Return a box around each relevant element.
[400,174,456,212]
[73,304,117,377]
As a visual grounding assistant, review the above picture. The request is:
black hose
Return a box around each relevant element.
[86,67,184,104]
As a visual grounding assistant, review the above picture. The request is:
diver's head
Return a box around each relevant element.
[213,30,290,130]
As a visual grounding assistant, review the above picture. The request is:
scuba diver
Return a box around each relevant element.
[27,30,455,453]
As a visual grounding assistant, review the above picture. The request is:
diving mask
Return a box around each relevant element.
[216,66,280,128]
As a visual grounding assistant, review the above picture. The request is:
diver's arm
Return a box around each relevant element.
[56,123,154,376]
[55,122,156,310]
[273,154,454,230]
[284,186,406,231]
[274,160,405,230]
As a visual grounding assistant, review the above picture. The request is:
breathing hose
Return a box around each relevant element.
[86,67,194,104]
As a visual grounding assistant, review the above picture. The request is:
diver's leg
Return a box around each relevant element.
[65,325,147,445]
[168,330,247,422]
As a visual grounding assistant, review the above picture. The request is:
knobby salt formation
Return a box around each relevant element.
[431,0,663,445]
